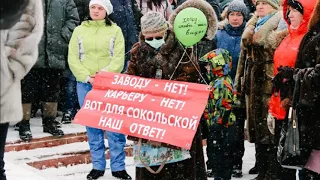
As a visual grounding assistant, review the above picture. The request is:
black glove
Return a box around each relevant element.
[272,71,284,96]
[272,66,295,96]
[278,65,295,79]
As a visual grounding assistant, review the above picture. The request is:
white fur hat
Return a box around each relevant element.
[89,0,113,15]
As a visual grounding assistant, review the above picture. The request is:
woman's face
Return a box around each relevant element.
[144,31,166,40]
[228,11,244,27]
[256,1,275,17]
[288,6,303,29]
[90,4,107,20]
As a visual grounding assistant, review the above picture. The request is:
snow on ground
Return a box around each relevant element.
[6,116,86,143]
[5,142,257,180]
[35,142,256,180]
[5,115,258,179]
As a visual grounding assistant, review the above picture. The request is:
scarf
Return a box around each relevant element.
[254,12,275,32]
[225,22,246,36]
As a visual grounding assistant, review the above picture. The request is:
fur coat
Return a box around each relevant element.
[127,0,217,179]
[234,11,283,144]
[0,0,44,124]
[294,0,320,153]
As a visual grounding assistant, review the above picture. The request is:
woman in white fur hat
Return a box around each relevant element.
[68,0,131,179]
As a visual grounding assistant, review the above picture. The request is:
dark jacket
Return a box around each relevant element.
[73,0,90,22]
[215,22,245,80]
[294,0,320,153]
[35,0,80,69]
[109,0,139,71]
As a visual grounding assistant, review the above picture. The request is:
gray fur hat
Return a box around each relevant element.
[226,0,247,19]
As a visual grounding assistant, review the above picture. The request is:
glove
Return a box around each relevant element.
[267,113,275,135]
[278,66,295,79]
[272,71,284,96]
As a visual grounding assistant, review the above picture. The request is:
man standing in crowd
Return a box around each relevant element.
[17,0,79,141]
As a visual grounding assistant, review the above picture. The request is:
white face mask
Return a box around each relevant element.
[145,38,165,49]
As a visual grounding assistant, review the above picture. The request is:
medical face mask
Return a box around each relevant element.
[145,37,165,49]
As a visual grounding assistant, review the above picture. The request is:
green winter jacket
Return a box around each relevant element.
[68,20,125,82]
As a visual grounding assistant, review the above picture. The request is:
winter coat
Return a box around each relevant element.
[200,49,237,127]
[127,1,216,179]
[68,20,125,83]
[234,11,284,144]
[109,0,139,70]
[268,0,317,120]
[135,0,173,20]
[35,0,80,69]
[0,0,44,124]
[215,22,246,80]
[73,0,90,22]
[294,0,320,153]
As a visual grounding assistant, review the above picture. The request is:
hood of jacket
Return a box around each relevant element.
[283,0,317,37]
[169,0,218,40]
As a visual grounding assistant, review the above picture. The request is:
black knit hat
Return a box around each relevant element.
[287,0,304,15]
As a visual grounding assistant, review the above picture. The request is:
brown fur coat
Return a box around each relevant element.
[127,1,217,179]
[235,11,284,144]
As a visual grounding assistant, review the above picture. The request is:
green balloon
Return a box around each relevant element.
[174,7,208,47]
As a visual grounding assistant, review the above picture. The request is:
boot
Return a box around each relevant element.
[87,169,104,180]
[61,113,72,124]
[249,165,258,174]
[19,104,33,141]
[207,169,214,178]
[251,174,266,180]
[14,122,20,131]
[19,120,32,141]
[42,102,64,137]
[112,170,132,180]
[232,169,243,178]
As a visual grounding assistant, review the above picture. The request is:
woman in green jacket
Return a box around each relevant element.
[68,0,131,179]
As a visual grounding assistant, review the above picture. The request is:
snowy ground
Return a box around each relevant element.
[4,117,258,180]
[5,143,256,180]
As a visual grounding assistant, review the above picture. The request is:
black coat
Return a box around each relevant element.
[109,0,139,71]
[35,0,80,69]
[294,15,320,156]
[73,0,90,22]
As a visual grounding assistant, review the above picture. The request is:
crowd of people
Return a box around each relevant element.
[0,0,319,180]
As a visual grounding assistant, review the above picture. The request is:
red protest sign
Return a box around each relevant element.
[73,72,210,150]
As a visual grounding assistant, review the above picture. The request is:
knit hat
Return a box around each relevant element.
[89,0,113,15]
[227,0,248,19]
[256,0,280,10]
[287,0,304,15]
[141,11,168,36]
